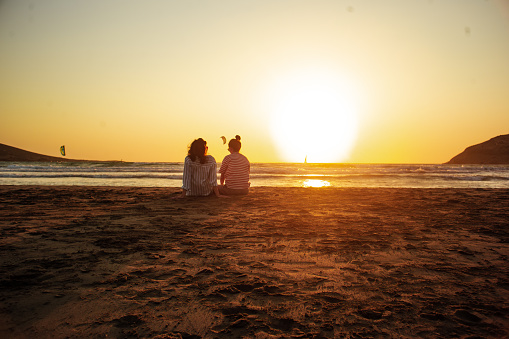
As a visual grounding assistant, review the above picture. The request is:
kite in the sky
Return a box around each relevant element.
[60,145,66,156]
[220,136,227,144]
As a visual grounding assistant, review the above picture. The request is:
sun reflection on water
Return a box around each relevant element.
[302,179,331,188]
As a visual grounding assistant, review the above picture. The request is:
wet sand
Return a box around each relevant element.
[0,186,508,338]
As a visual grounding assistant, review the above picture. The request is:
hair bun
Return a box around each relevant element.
[235,135,241,141]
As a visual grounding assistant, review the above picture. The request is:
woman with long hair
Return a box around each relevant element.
[176,138,222,198]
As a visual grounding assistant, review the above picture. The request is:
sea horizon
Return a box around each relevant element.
[1,161,508,189]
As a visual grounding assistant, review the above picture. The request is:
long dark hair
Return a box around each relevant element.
[188,138,208,164]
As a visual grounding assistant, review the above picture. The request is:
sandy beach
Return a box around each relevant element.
[0,186,508,338]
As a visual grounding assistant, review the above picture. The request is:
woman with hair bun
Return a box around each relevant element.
[175,138,223,198]
[219,135,250,195]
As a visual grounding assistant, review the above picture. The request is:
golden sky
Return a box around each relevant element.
[1,0,508,163]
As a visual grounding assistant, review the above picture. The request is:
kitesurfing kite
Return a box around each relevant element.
[220,136,227,144]
[60,145,66,156]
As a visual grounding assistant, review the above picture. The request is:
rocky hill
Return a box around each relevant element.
[0,143,70,162]
[447,134,509,164]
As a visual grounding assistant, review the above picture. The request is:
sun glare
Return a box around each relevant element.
[302,179,331,188]
[268,69,359,163]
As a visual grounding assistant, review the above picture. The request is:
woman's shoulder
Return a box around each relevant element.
[236,153,249,162]
[205,155,216,163]
[185,155,201,164]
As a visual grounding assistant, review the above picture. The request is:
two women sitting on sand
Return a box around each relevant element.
[175,136,250,198]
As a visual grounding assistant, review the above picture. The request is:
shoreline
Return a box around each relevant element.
[1,186,508,338]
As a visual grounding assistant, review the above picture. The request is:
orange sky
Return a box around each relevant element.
[1,0,508,163]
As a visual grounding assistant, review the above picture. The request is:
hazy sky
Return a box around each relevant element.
[1,0,508,163]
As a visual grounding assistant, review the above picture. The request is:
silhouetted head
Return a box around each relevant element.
[188,138,208,164]
[228,135,242,152]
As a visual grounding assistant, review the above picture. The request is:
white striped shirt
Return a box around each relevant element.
[219,153,250,189]
[182,155,218,196]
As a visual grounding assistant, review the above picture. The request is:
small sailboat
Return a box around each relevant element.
[60,145,66,156]
[304,155,307,164]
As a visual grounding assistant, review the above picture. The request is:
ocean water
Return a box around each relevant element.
[0,162,508,188]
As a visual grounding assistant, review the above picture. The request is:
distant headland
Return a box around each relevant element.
[0,143,122,163]
[446,134,509,165]
[0,143,72,162]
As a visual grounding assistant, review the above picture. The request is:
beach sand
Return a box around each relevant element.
[0,186,508,338]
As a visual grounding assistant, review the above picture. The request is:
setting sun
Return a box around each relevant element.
[302,179,331,188]
[268,69,360,163]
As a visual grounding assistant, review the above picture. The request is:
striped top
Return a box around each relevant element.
[219,153,250,189]
[182,155,218,196]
